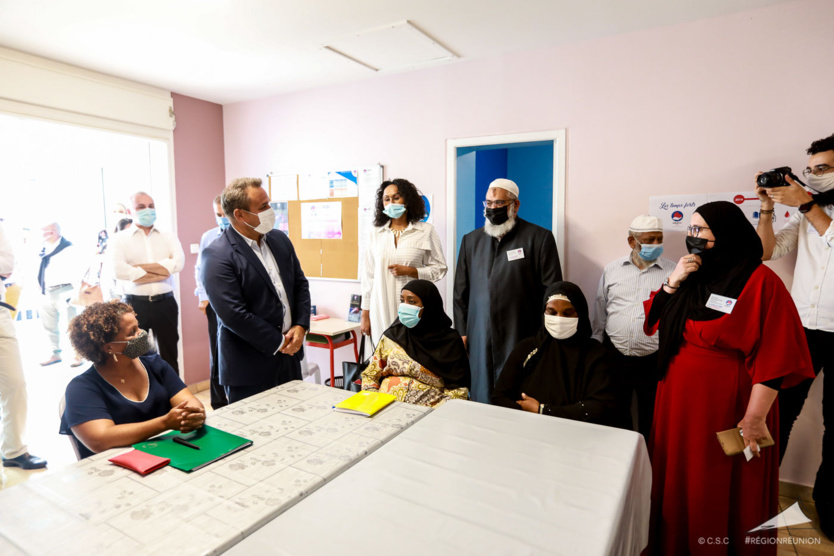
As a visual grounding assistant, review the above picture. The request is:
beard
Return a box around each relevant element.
[483,204,517,238]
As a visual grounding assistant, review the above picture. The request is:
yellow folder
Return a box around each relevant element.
[334,391,396,417]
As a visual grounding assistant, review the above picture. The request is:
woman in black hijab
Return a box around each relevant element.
[361,279,470,406]
[491,281,618,425]
[642,201,814,554]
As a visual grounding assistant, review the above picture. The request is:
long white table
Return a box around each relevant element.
[0,381,431,555]
[227,400,651,556]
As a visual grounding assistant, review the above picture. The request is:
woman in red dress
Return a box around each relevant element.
[643,201,814,555]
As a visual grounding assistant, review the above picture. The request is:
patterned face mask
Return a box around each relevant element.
[111,329,152,359]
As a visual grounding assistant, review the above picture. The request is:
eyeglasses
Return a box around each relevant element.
[686,225,710,237]
[802,165,834,178]
[483,200,513,209]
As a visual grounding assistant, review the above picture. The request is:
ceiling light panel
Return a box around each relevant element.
[325,20,457,72]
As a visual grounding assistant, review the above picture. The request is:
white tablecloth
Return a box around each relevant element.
[227,399,651,556]
[0,381,431,555]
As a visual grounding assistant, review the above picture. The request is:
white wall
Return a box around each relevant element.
[223,0,834,486]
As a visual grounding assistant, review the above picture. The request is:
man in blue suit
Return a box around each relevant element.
[201,177,310,403]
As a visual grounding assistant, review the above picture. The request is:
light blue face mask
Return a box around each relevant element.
[398,303,422,328]
[383,203,407,219]
[136,208,157,227]
[636,241,663,261]
[216,215,230,230]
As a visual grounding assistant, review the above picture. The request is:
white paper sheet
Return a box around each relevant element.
[270,174,299,201]
[650,191,799,231]
[748,501,812,532]
[298,173,329,200]
[649,194,708,232]
[358,165,383,279]
[301,201,342,240]
[706,191,799,228]
[326,170,358,198]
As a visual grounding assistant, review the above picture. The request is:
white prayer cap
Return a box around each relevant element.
[489,178,519,198]
[629,215,663,233]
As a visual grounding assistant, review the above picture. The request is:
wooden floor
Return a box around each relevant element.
[777,482,834,555]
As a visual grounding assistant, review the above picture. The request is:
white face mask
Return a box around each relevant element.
[806,172,834,194]
[243,207,276,234]
[544,314,579,340]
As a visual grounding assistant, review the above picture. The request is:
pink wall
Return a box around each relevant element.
[220,0,833,485]
[172,92,226,386]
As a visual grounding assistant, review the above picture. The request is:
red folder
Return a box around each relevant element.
[108,449,170,475]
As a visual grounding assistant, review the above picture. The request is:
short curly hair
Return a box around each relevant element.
[807,133,834,156]
[68,301,134,366]
[373,179,426,227]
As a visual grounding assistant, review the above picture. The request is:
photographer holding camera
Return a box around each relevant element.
[756,132,834,540]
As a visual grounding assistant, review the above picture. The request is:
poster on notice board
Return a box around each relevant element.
[650,191,798,231]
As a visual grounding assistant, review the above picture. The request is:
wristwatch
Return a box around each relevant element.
[663,277,679,289]
[799,199,817,214]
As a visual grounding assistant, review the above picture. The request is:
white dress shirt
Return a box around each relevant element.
[231,227,292,334]
[361,220,446,345]
[0,223,13,302]
[592,254,676,356]
[770,205,834,332]
[41,238,81,290]
[195,226,222,302]
[109,224,185,296]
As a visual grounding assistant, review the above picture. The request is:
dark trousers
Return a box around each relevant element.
[205,304,228,409]
[224,377,281,404]
[126,296,179,371]
[605,337,659,439]
[779,327,833,504]
[223,357,302,404]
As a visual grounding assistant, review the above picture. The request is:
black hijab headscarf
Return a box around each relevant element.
[383,280,470,389]
[522,281,595,392]
[655,201,763,375]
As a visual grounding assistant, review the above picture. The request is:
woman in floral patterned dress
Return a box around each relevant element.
[361,280,469,407]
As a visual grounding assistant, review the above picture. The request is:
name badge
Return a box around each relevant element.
[506,248,525,261]
[706,293,737,314]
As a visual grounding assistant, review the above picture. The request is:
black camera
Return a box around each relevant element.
[757,166,798,188]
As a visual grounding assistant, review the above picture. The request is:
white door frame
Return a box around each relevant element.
[445,129,567,312]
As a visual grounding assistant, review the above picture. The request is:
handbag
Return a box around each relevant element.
[71,262,104,307]
[71,281,103,307]
[341,335,373,392]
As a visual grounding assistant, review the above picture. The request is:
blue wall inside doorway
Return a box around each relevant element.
[455,141,554,260]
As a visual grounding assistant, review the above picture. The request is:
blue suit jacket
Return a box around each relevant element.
[200,228,311,387]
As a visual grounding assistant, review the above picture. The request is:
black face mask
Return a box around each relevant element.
[485,205,510,225]
[685,236,710,255]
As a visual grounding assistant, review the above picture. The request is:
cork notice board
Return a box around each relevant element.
[288,197,359,280]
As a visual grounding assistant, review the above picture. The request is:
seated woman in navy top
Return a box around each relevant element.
[60,301,205,459]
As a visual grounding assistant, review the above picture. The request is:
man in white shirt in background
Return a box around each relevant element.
[592,215,675,438]
[38,221,83,367]
[0,221,47,469]
[756,133,834,540]
[194,195,229,409]
[109,191,185,371]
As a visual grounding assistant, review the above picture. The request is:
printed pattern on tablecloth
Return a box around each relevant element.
[1,381,432,555]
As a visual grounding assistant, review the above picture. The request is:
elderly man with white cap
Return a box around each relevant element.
[591,215,675,438]
[454,178,562,403]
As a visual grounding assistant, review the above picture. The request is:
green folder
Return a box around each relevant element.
[133,425,253,472]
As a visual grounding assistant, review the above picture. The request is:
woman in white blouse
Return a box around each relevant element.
[361,179,447,345]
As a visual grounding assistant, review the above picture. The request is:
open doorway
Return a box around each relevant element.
[0,112,175,470]
[444,130,567,311]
